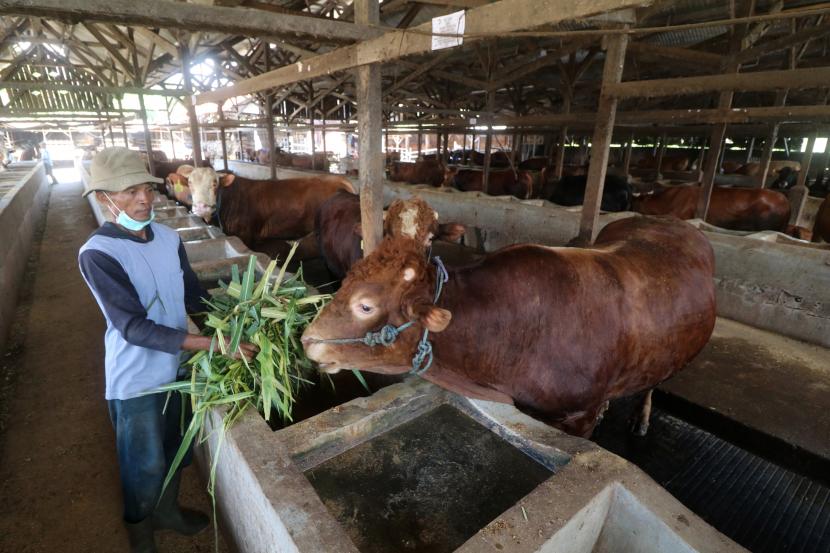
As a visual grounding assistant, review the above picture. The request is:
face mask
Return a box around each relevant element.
[103,193,155,231]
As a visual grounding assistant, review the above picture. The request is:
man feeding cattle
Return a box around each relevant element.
[78,148,257,552]
[302,201,716,437]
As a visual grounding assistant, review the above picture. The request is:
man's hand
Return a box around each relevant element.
[181,334,259,361]
[232,341,259,362]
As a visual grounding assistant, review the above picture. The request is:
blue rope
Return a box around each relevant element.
[312,256,449,376]
[410,256,448,376]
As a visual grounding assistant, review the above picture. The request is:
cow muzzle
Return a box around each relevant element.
[191,202,214,221]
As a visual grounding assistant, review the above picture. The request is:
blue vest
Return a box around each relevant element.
[79,222,187,399]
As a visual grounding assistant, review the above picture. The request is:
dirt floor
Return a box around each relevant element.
[0,169,231,553]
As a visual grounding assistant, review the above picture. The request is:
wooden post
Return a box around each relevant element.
[117,97,129,147]
[553,91,571,180]
[696,59,741,219]
[789,132,816,226]
[137,93,155,176]
[577,33,628,244]
[179,40,202,165]
[264,47,276,179]
[321,117,327,162]
[218,109,229,171]
[623,133,633,174]
[655,133,667,177]
[483,90,495,194]
[745,136,756,163]
[759,90,788,187]
[309,84,316,171]
[356,0,383,254]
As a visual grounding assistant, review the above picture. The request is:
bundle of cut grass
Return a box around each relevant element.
[156,243,330,497]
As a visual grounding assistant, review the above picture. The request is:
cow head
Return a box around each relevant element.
[442,166,459,188]
[302,235,451,374]
[353,197,465,246]
[187,168,235,221]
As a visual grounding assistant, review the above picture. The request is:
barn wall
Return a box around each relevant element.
[0,162,49,354]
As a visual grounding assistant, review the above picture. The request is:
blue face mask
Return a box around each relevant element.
[103,193,155,231]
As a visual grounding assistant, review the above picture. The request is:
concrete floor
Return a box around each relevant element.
[661,317,830,461]
[0,169,230,553]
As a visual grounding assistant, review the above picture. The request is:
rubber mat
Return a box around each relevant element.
[592,402,830,553]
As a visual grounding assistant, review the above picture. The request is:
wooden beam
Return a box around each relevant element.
[180,39,202,165]
[356,0,383,255]
[83,23,136,81]
[790,132,817,226]
[133,27,177,58]
[578,32,627,245]
[195,0,653,105]
[733,22,830,65]
[0,0,381,43]
[758,89,788,187]
[626,41,723,70]
[0,81,185,96]
[606,66,830,99]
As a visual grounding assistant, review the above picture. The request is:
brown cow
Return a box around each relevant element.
[466,150,512,167]
[302,213,716,437]
[632,185,791,232]
[636,154,690,172]
[186,167,355,244]
[150,158,210,180]
[442,167,536,198]
[315,193,465,279]
[737,160,801,177]
[812,193,830,243]
[388,160,445,186]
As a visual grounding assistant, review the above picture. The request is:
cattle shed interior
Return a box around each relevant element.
[1,0,830,552]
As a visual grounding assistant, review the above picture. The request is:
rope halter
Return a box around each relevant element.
[313,256,449,376]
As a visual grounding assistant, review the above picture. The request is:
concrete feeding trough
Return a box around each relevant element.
[183,236,271,288]
[198,378,745,553]
[152,205,189,219]
[0,162,49,353]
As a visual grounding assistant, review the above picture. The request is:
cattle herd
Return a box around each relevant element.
[143,150,829,438]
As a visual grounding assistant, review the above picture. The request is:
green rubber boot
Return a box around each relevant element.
[125,518,157,553]
[152,470,210,536]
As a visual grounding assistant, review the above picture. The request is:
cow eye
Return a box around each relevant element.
[359,304,373,314]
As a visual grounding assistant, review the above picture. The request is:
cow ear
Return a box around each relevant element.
[436,222,465,242]
[177,165,195,177]
[406,301,452,332]
[219,173,235,187]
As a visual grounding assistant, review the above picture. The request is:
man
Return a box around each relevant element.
[78,147,256,552]
[39,141,58,184]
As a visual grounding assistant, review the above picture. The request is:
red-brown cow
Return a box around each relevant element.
[164,165,196,205]
[302,213,716,437]
[315,193,465,279]
[467,150,512,167]
[632,185,791,232]
[812,193,830,243]
[150,158,210,180]
[186,168,355,245]
[388,160,445,186]
[442,167,536,198]
[636,154,691,172]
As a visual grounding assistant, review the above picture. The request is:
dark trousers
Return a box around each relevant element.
[107,392,193,523]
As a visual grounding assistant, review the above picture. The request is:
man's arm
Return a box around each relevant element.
[80,249,257,359]
[79,249,188,354]
[178,240,209,314]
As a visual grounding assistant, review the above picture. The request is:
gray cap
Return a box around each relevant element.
[83,147,163,197]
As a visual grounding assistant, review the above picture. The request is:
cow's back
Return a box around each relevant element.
[813,194,830,243]
[632,186,698,219]
[220,175,354,242]
[315,191,362,278]
[708,188,790,231]
[433,216,715,435]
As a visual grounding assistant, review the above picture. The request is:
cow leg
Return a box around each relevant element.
[630,389,653,437]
